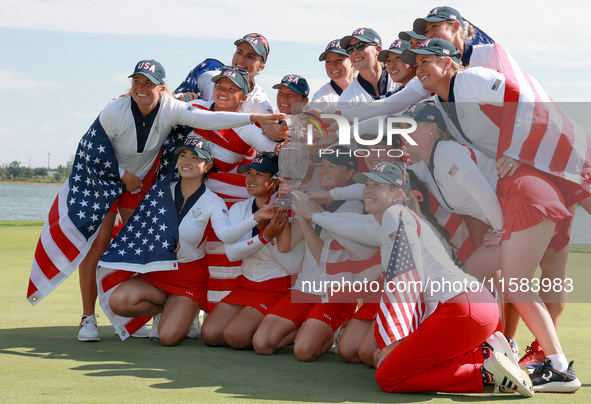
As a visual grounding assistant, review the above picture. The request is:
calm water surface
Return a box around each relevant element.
[1,183,590,243]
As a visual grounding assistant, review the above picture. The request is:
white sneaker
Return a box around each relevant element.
[77,314,100,342]
[483,352,534,397]
[483,331,519,366]
[131,325,151,338]
[149,314,161,341]
[186,314,201,339]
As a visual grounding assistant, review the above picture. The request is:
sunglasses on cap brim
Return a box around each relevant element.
[345,42,376,55]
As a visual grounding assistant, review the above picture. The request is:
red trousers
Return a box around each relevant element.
[375,288,501,393]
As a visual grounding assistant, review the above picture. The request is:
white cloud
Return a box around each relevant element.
[0,71,58,90]
[37,125,55,134]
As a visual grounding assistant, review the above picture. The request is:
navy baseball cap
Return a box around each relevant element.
[353,162,410,194]
[398,30,427,41]
[401,38,461,65]
[402,102,447,132]
[319,39,349,61]
[175,136,214,163]
[340,27,382,50]
[273,74,310,97]
[378,39,411,62]
[234,33,270,63]
[239,154,279,175]
[212,66,251,93]
[311,145,358,170]
[413,6,464,35]
[129,59,166,84]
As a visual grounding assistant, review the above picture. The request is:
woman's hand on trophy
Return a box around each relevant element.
[263,208,289,240]
[306,190,332,203]
[291,191,323,220]
[277,179,292,200]
[254,203,275,223]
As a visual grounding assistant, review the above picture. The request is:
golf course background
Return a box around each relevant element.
[1,221,589,403]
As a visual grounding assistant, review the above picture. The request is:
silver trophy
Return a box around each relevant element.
[275,115,309,209]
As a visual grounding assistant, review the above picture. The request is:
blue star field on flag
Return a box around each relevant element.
[99,172,180,273]
[173,58,225,95]
[67,118,125,239]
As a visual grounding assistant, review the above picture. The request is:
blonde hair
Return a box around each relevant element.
[446,20,474,42]
[436,55,462,74]
[389,184,422,217]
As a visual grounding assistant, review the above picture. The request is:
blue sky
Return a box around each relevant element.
[2,0,591,168]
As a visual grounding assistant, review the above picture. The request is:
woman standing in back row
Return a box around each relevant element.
[28,59,283,343]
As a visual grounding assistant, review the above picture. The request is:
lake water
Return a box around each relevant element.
[1,183,590,244]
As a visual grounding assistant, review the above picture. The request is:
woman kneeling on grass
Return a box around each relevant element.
[200,154,303,349]
[291,162,534,397]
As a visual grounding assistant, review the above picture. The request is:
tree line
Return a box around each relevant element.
[0,160,73,183]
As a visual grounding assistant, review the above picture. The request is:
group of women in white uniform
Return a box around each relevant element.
[38,4,588,398]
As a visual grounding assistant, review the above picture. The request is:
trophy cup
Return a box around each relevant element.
[275,115,309,209]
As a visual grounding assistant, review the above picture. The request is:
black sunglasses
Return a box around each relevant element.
[257,152,277,159]
[345,42,376,55]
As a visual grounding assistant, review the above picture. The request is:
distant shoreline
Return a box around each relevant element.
[0,181,62,185]
[1,220,589,251]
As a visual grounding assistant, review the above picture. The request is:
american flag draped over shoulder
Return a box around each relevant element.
[97,171,181,340]
[374,219,424,349]
[27,118,125,305]
[174,58,224,95]
[98,172,179,273]
[468,20,591,192]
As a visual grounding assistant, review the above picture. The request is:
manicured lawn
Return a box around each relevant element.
[1,222,588,403]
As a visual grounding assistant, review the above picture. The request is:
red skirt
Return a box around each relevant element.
[496,166,572,251]
[221,275,291,315]
[137,259,209,311]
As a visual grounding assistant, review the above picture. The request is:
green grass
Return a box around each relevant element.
[1,222,589,403]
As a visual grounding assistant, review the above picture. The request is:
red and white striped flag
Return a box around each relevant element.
[27,119,125,305]
[374,219,424,349]
[470,22,590,194]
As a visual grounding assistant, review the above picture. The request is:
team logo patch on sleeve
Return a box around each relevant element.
[448,164,459,177]
[491,78,502,91]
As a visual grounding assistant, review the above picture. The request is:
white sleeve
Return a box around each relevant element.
[224,233,267,262]
[437,143,504,230]
[268,241,305,274]
[454,165,504,230]
[459,69,505,106]
[329,183,364,201]
[341,77,431,121]
[173,98,252,129]
[209,196,258,243]
[245,98,274,115]
[311,211,382,246]
[236,124,277,152]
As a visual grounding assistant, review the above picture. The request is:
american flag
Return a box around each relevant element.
[97,171,181,340]
[374,219,424,349]
[174,58,224,95]
[27,118,125,305]
[468,21,590,193]
[98,172,179,273]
